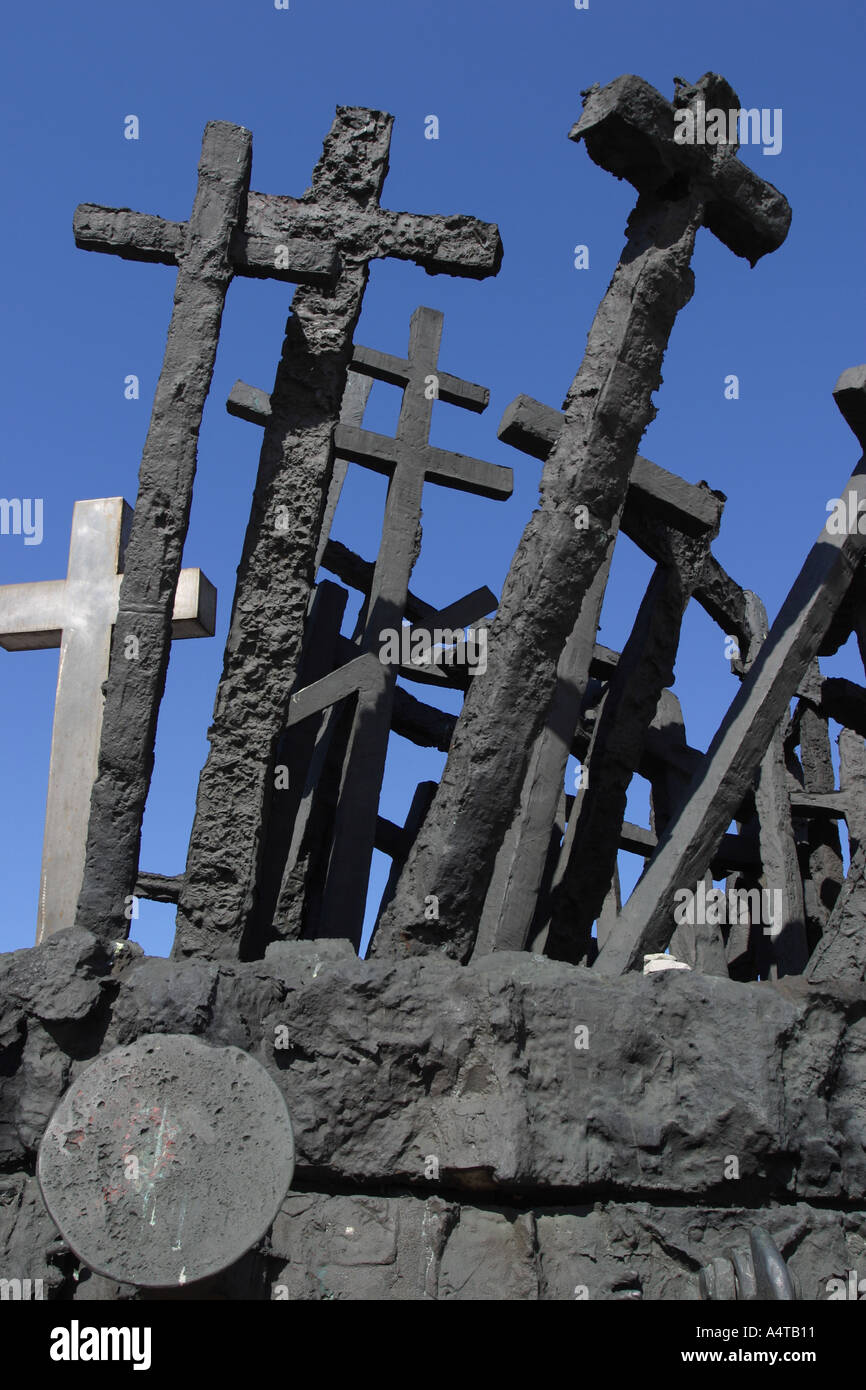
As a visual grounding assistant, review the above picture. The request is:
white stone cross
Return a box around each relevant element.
[0,498,216,943]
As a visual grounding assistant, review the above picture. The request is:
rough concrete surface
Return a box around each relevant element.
[1,931,865,1298]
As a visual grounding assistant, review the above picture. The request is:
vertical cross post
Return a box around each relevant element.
[74,123,253,933]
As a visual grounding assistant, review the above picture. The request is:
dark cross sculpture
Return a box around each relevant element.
[473,393,725,958]
[220,307,510,954]
[371,72,790,964]
[595,368,866,976]
[546,516,724,967]
[314,306,510,951]
[73,120,341,936]
[171,112,502,961]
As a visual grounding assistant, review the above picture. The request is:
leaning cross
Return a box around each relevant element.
[594,368,866,976]
[74,120,340,937]
[172,110,502,960]
[0,499,215,943]
[372,71,790,963]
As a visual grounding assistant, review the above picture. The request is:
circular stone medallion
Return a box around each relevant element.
[37,1033,294,1288]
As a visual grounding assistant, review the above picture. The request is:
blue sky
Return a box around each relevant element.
[2,0,865,955]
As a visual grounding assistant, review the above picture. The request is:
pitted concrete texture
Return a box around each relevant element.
[265,1194,865,1301]
[36,1033,294,1288]
[2,932,866,1202]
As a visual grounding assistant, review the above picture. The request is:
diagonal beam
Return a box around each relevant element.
[595,450,866,977]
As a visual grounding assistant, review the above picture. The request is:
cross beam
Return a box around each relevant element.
[0,499,215,943]
[74,205,339,287]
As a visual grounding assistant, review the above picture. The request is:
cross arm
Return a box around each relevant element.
[0,567,214,653]
[134,871,183,904]
[286,652,385,727]
[0,579,67,650]
[350,345,489,413]
[171,569,217,640]
[418,443,513,500]
[319,539,449,627]
[74,207,339,287]
[331,424,394,479]
[332,424,509,499]
[499,394,723,534]
[834,365,866,448]
[74,205,186,265]
[392,687,456,752]
[377,210,503,279]
[231,362,489,431]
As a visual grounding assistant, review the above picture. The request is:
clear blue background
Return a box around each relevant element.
[2,0,864,955]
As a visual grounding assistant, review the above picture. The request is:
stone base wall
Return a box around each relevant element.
[2,931,865,1299]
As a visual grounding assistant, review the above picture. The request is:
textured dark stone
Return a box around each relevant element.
[548,519,722,965]
[2,934,866,1296]
[5,935,866,1200]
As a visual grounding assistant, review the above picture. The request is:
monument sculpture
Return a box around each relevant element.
[2,73,866,1301]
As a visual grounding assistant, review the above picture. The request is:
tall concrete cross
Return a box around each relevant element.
[372,72,790,963]
[171,110,502,960]
[73,120,340,939]
[0,499,215,943]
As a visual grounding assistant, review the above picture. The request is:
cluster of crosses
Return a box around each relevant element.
[5,72,866,989]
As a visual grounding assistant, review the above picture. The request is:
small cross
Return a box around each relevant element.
[0,498,215,943]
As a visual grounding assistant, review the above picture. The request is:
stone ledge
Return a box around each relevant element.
[2,932,865,1203]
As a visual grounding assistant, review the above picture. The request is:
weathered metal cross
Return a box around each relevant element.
[0,499,215,943]
[171,111,502,959]
[73,120,339,937]
[372,72,791,963]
